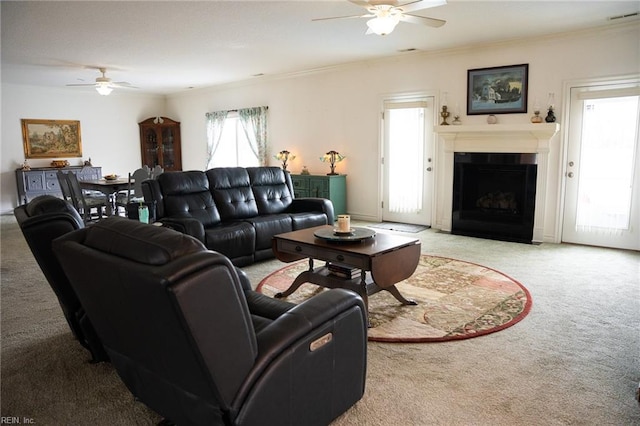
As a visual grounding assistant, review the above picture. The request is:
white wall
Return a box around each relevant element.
[1,85,164,211]
[165,23,639,241]
[2,22,638,242]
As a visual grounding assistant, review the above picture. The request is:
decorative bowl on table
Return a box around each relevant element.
[51,160,70,168]
[103,174,119,181]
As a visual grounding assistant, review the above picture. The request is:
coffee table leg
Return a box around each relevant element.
[274,270,313,299]
[358,274,373,328]
[383,285,418,306]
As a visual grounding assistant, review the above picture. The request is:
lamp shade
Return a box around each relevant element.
[366,16,399,35]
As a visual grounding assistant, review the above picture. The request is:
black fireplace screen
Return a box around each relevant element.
[453,153,537,243]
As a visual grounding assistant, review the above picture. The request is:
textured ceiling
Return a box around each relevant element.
[2,1,638,95]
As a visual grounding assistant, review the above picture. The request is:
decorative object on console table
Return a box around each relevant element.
[487,114,498,124]
[138,117,182,171]
[290,173,347,217]
[16,166,102,204]
[274,150,295,170]
[21,119,82,159]
[320,150,345,175]
[467,64,529,115]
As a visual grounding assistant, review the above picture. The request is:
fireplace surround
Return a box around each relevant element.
[434,123,560,244]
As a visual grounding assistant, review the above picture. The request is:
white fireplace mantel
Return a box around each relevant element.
[434,123,560,243]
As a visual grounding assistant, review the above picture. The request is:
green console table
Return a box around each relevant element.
[290,174,346,217]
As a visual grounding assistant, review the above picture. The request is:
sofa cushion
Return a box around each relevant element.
[247,167,293,215]
[158,171,221,227]
[204,221,256,261]
[245,214,292,251]
[207,168,259,220]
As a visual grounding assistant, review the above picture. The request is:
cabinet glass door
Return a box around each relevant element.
[161,127,176,169]
[144,128,159,167]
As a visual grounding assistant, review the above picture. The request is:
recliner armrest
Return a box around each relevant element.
[232,289,366,405]
[288,197,335,223]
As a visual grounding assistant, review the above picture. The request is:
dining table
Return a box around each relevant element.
[80,177,131,216]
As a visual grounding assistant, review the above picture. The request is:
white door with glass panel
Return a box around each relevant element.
[382,98,434,226]
[562,83,640,250]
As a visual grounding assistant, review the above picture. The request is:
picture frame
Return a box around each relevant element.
[21,119,82,158]
[467,64,529,115]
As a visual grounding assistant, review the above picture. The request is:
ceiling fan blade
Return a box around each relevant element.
[312,14,372,22]
[348,0,374,8]
[401,13,446,28]
[65,83,97,87]
[397,0,447,13]
[112,82,139,89]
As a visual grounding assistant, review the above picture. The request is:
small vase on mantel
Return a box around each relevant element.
[487,114,497,124]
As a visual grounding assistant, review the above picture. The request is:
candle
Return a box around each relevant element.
[337,215,351,232]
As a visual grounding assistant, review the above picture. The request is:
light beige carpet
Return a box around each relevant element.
[2,215,639,425]
[257,255,531,342]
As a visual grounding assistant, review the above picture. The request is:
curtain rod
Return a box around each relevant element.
[227,106,269,113]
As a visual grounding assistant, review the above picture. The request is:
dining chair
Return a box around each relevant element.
[56,170,73,203]
[66,171,108,224]
[115,167,152,214]
[151,165,164,179]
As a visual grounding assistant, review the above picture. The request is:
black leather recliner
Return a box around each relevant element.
[53,217,367,425]
[14,195,108,362]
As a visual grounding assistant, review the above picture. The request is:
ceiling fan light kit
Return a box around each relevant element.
[367,15,400,35]
[66,66,137,96]
[96,83,113,96]
[314,0,447,36]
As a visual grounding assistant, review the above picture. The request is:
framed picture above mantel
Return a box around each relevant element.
[21,119,82,158]
[467,64,529,115]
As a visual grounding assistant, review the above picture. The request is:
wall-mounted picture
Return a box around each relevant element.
[21,119,82,158]
[467,64,529,115]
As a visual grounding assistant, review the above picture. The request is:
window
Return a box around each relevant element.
[206,106,268,169]
[208,112,259,168]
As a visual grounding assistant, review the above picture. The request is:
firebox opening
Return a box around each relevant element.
[453,152,537,243]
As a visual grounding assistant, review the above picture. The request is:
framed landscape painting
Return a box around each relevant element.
[467,64,529,115]
[22,119,82,158]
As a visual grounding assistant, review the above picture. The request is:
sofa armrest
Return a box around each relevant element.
[157,217,206,243]
[288,197,335,223]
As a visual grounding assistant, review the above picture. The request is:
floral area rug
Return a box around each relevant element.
[256,255,532,343]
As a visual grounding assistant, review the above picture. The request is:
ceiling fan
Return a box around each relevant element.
[66,67,138,96]
[313,0,447,36]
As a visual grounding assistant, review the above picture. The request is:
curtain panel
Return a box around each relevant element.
[205,110,229,169]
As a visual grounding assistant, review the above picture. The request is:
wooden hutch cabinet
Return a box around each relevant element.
[138,117,182,171]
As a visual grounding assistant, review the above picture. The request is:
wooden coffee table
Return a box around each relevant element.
[272,225,420,321]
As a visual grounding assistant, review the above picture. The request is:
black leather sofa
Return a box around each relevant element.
[53,217,367,425]
[142,167,334,266]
